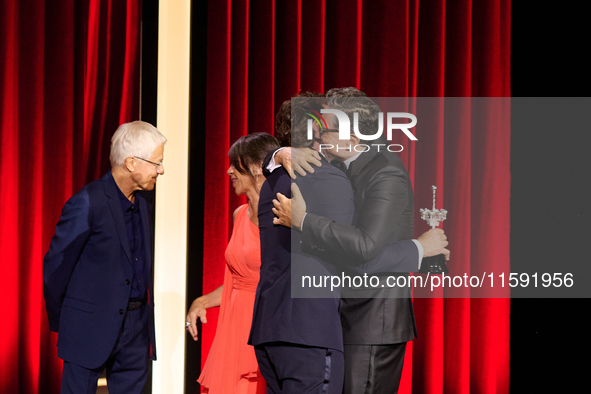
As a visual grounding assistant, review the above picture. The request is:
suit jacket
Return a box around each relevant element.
[249,155,355,351]
[43,172,156,369]
[302,149,418,345]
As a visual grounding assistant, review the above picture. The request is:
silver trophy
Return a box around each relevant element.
[419,185,449,274]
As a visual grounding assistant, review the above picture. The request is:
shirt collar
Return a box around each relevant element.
[343,151,363,169]
[109,170,136,211]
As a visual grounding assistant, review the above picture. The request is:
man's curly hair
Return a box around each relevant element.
[325,87,385,143]
[275,91,325,148]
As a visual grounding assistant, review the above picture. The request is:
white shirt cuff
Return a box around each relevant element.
[412,239,423,270]
[299,213,308,230]
[266,147,286,173]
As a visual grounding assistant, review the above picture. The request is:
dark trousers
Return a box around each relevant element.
[61,304,150,394]
[343,343,407,394]
[255,343,344,394]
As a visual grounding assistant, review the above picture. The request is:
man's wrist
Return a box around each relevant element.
[266,147,286,173]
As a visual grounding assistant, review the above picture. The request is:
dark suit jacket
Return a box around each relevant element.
[249,155,355,351]
[43,172,156,369]
[302,149,418,345]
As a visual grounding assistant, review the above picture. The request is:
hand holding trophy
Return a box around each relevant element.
[419,186,449,274]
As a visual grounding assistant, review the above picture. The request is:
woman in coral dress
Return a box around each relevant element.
[186,133,279,393]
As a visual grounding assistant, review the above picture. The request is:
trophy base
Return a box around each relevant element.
[419,254,448,274]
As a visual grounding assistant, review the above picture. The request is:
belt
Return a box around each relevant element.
[127,299,146,311]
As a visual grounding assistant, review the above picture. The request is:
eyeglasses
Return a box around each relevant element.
[319,128,340,136]
[134,156,163,169]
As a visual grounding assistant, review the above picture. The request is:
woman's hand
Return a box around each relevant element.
[276,147,322,179]
[185,286,223,341]
[272,183,307,230]
[186,297,208,341]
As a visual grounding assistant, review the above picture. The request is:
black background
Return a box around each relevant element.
[511,2,590,392]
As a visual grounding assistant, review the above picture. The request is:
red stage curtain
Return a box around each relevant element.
[200,1,510,393]
[0,1,141,392]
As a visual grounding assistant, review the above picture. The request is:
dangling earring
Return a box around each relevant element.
[255,173,263,189]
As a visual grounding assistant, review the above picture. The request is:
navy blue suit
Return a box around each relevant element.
[249,156,355,393]
[43,172,156,392]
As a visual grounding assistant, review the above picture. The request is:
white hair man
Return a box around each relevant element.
[43,121,165,393]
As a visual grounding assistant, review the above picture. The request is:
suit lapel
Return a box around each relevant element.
[348,150,377,180]
[138,193,153,287]
[102,173,133,265]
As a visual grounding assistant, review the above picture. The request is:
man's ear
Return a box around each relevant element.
[349,133,360,146]
[312,121,320,133]
[124,157,135,172]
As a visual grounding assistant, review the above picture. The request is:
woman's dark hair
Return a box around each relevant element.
[228,132,280,177]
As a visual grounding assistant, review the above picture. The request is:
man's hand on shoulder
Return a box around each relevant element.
[276,147,322,179]
[272,183,307,229]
